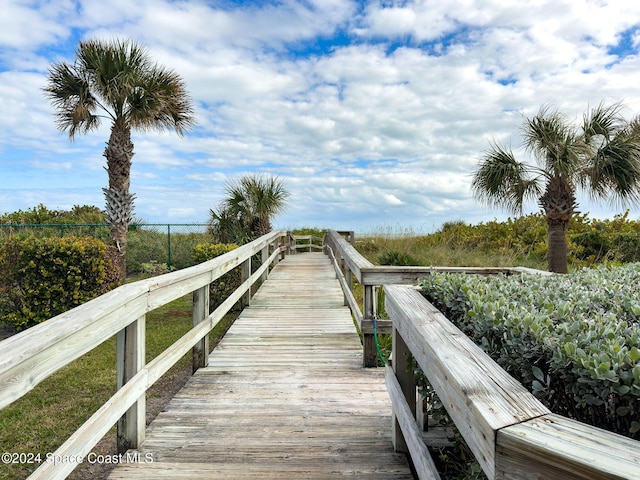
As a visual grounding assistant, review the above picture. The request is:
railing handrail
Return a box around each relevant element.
[0,229,288,480]
[0,230,285,408]
[385,285,640,480]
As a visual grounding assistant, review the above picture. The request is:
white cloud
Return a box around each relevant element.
[2,0,640,233]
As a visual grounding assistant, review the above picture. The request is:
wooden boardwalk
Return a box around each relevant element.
[108,252,413,479]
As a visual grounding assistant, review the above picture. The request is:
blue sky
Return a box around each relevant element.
[2,0,640,233]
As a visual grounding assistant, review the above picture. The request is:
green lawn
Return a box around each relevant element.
[0,295,237,480]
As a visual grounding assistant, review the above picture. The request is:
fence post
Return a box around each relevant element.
[116,315,146,453]
[363,285,378,367]
[192,285,210,373]
[166,224,172,271]
[391,326,417,453]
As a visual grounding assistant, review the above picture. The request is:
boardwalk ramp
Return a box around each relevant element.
[108,252,413,479]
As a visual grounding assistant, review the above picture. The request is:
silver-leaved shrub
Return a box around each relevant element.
[420,263,640,438]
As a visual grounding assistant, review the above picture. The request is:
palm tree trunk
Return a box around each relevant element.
[104,118,135,284]
[547,219,568,273]
[539,176,576,274]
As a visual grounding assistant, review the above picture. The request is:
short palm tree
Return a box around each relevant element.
[472,102,640,273]
[210,174,290,244]
[44,38,195,282]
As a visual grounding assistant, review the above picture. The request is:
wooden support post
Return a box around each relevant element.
[344,267,353,307]
[192,285,210,374]
[287,231,294,255]
[391,326,417,454]
[280,235,286,261]
[116,315,146,454]
[363,285,378,367]
[261,245,269,282]
[273,238,280,266]
[241,257,251,308]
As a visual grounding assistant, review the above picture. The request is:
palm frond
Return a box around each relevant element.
[471,144,542,214]
[582,130,640,205]
[128,68,195,134]
[44,62,101,138]
[522,106,584,178]
[583,101,625,141]
[63,38,195,133]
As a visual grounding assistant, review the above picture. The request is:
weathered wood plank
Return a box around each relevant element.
[386,365,441,480]
[108,253,412,479]
[496,413,640,479]
[385,285,550,477]
[360,265,550,286]
[325,230,374,282]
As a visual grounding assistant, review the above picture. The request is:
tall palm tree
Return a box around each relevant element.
[44,38,195,282]
[210,174,290,244]
[472,102,640,273]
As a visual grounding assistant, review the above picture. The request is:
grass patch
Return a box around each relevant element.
[0,295,238,480]
[356,231,547,270]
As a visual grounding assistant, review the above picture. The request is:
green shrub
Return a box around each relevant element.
[0,203,105,225]
[125,228,169,275]
[378,250,421,266]
[420,264,640,438]
[571,212,640,264]
[193,243,240,310]
[291,227,326,237]
[0,236,119,330]
[140,260,170,277]
[193,243,239,263]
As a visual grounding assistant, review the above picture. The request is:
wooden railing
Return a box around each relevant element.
[287,232,323,253]
[0,230,288,480]
[323,229,542,366]
[323,229,640,479]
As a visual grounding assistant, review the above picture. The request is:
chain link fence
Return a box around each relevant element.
[0,223,211,275]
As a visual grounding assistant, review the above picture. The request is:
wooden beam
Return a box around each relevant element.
[362,284,378,367]
[361,266,550,286]
[116,315,146,453]
[384,285,550,477]
[386,365,441,480]
[192,285,210,373]
[496,413,640,479]
[390,327,417,454]
[325,230,374,283]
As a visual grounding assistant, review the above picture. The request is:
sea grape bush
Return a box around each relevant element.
[420,264,640,438]
[0,236,118,330]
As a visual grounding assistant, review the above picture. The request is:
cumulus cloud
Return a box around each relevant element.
[1,0,640,233]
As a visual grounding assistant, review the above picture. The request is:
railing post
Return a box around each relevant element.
[391,325,417,454]
[288,231,295,255]
[192,285,210,373]
[363,285,378,367]
[261,244,269,282]
[280,234,286,261]
[273,237,280,266]
[241,257,251,308]
[116,315,146,453]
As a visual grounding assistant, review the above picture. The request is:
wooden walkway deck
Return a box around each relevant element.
[108,252,413,479]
